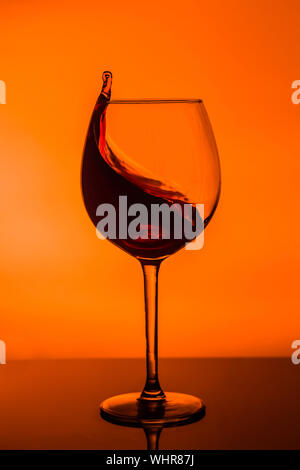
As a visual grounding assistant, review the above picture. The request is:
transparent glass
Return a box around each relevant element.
[81,95,221,426]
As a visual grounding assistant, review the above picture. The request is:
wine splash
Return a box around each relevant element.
[81,72,203,259]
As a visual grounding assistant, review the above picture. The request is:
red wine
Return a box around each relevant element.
[81,81,202,260]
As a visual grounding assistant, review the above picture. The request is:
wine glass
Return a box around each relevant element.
[81,72,221,426]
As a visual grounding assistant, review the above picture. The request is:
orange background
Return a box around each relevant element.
[0,0,299,359]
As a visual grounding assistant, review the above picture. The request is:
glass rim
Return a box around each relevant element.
[108,98,203,104]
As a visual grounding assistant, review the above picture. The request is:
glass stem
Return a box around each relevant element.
[143,426,162,450]
[140,260,165,400]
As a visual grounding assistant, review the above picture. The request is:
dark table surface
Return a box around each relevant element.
[0,358,299,450]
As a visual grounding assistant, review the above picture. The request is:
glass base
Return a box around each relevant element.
[100,392,205,427]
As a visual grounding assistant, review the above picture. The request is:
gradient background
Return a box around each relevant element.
[0,0,299,359]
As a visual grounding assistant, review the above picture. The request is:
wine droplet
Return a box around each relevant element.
[101,71,112,100]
